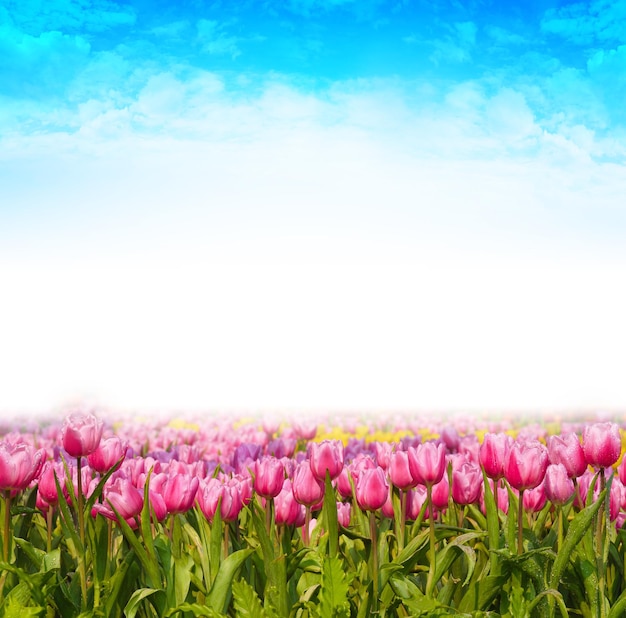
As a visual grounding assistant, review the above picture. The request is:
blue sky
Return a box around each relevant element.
[1,0,626,417]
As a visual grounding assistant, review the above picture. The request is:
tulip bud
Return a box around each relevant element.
[308,440,344,481]
[292,461,325,507]
[582,422,621,469]
[479,433,513,480]
[544,463,575,505]
[0,441,45,492]
[62,412,104,458]
[451,461,482,506]
[253,457,285,499]
[355,467,388,511]
[504,440,549,491]
[407,441,446,487]
[547,433,587,479]
[88,437,127,473]
[389,450,418,491]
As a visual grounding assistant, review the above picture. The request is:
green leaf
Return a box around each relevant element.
[165,603,227,617]
[249,501,289,616]
[206,548,255,614]
[103,549,139,618]
[457,575,506,613]
[608,587,626,618]
[124,588,167,618]
[322,473,339,559]
[481,470,501,576]
[318,556,350,618]
[549,488,605,590]
[432,532,481,588]
[232,579,267,618]
[108,501,162,589]
[174,552,194,606]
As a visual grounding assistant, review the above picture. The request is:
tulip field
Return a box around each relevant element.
[2,412,626,616]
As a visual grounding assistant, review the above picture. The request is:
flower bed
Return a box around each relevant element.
[1,411,625,616]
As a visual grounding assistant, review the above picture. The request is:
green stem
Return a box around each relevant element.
[265,498,273,538]
[557,505,563,555]
[3,490,11,563]
[426,484,437,597]
[369,510,379,613]
[400,489,407,551]
[46,507,53,553]
[518,489,524,555]
[75,457,88,609]
[596,470,607,618]
[303,505,311,546]
[223,523,230,560]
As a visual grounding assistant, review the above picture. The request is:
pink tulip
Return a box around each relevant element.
[92,477,143,526]
[147,489,169,522]
[408,441,446,487]
[355,467,388,511]
[337,501,351,527]
[292,461,325,507]
[430,474,450,510]
[160,472,200,515]
[62,412,104,458]
[547,433,587,479]
[274,479,305,526]
[406,485,429,520]
[336,455,376,498]
[196,477,243,523]
[37,460,67,506]
[523,482,546,513]
[88,437,128,473]
[544,463,575,505]
[373,442,393,469]
[451,461,482,505]
[479,433,513,480]
[441,426,460,451]
[293,421,317,440]
[0,441,45,491]
[253,457,285,499]
[389,450,418,491]
[308,440,344,481]
[504,440,549,491]
[582,422,622,469]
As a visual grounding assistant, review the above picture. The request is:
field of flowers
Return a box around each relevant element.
[1,410,626,617]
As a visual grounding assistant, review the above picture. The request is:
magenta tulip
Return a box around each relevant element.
[504,440,549,491]
[582,422,621,469]
[308,440,344,481]
[62,412,104,458]
[407,442,446,487]
[479,433,513,480]
[355,467,388,511]
[544,463,575,505]
[292,461,325,507]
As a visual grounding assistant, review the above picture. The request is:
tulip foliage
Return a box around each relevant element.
[2,412,626,617]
